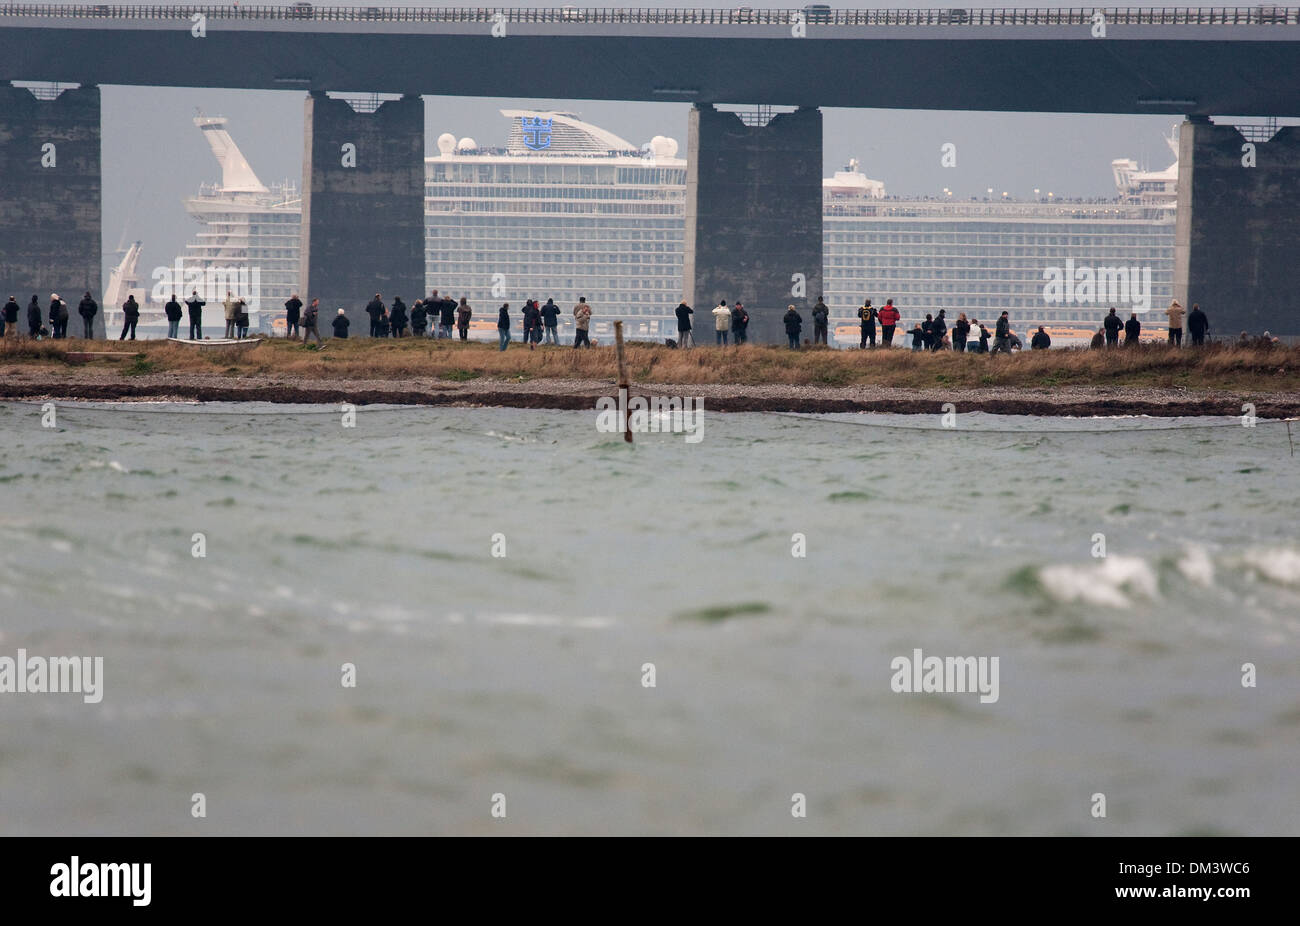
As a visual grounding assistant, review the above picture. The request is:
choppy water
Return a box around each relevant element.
[1,401,1297,835]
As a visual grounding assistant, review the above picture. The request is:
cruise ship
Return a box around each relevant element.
[149,116,302,334]
[155,110,1177,345]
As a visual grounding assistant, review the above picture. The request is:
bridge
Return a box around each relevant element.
[3,5,1299,339]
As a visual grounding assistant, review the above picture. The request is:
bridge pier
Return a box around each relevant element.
[1175,117,1300,338]
[300,92,425,337]
[0,83,104,338]
[684,104,823,345]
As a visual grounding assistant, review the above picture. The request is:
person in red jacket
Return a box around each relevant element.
[877,299,901,346]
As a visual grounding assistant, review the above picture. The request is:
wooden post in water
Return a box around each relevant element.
[614,320,632,443]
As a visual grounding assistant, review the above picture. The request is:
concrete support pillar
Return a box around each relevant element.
[300,92,425,337]
[1174,117,1300,337]
[0,83,103,338]
[684,104,822,345]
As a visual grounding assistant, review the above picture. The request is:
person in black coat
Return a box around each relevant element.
[409,300,427,337]
[783,304,802,349]
[185,290,205,340]
[1103,307,1123,346]
[522,300,543,351]
[1123,313,1141,345]
[331,308,350,338]
[675,301,694,349]
[496,303,511,351]
[119,295,140,340]
[439,296,457,337]
[952,313,970,352]
[3,296,19,337]
[1186,303,1209,346]
[365,293,385,337]
[389,297,407,337]
[27,296,42,337]
[284,294,302,339]
[1030,326,1051,350]
[858,299,876,348]
[77,292,98,339]
[540,298,561,345]
[49,294,69,339]
[164,293,184,339]
[920,313,935,350]
[931,309,948,351]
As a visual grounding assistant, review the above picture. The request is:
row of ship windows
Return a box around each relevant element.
[427,166,687,185]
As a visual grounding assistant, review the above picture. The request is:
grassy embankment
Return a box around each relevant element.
[2,336,1298,392]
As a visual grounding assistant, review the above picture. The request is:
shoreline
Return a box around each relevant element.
[2,373,1297,417]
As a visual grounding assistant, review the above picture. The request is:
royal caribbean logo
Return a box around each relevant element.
[521,116,553,150]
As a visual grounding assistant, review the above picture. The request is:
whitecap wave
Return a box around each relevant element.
[1038,555,1159,608]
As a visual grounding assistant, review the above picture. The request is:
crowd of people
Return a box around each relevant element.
[274,291,598,351]
[3,288,1281,354]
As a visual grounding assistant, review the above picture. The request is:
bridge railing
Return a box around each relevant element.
[1,5,1297,27]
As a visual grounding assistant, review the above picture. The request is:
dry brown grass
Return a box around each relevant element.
[2,335,1297,392]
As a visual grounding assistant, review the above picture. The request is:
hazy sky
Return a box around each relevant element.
[89,0,1266,278]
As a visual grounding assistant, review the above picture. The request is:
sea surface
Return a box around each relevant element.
[1,401,1297,835]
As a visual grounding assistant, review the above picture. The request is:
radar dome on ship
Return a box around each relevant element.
[648,136,678,158]
[456,137,478,151]
[436,133,456,155]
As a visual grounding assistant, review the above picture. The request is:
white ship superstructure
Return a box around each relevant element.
[157,111,1178,344]
[156,116,301,333]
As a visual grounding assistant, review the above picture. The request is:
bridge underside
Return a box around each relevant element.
[3,30,1300,116]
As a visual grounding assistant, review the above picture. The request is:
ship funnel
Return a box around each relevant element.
[194,116,268,193]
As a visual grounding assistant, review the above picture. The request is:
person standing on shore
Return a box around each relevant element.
[1165,299,1184,347]
[711,300,730,346]
[1030,325,1051,350]
[878,299,900,346]
[331,308,350,339]
[921,313,935,350]
[457,298,472,340]
[1103,307,1122,347]
[26,295,41,338]
[302,298,322,344]
[2,296,18,338]
[858,299,876,348]
[164,293,183,339]
[186,290,205,340]
[540,298,560,344]
[221,291,238,338]
[952,312,970,352]
[908,321,925,351]
[76,292,98,339]
[410,299,427,338]
[573,297,592,348]
[522,300,541,351]
[1187,303,1209,346]
[497,302,512,351]
[365,293,384,338]
[49,294,68,339]
[675,301,694,348]
[390,296,408,338]
[1124,312,1141,346]
[119,294,140,341]
[732,302,749,344]
[784,304,802,349]
[284,291,301,338]
[812,296,829,345]
[438,295,456,339]
[990,311,1012,354]
[932,309,948,351]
